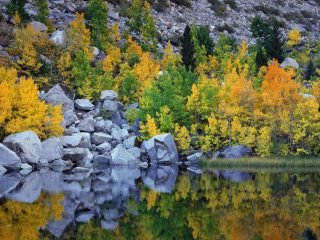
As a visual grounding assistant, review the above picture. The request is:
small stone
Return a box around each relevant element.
[100,90,118,101]
[103,100,118,112]
[92,132,113,145]
[78,116,95,133]
[61,134,82,148]
[96,142,112,154]
[75,99,95,111]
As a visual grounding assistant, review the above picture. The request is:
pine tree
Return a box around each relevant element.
[87,0,110,50]
[7,0,29,22]
[195,25,214,56]
[35,0,51,28]
[305,59,315,81]
[181,25,195,71]
[255,44,268,69]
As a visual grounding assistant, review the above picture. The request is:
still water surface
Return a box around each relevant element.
[0,165,319,240]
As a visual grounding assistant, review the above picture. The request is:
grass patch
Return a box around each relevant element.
[200,156,320,173]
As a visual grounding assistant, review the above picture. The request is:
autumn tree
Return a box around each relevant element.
[7,0,29,21]
[287,29,301,47]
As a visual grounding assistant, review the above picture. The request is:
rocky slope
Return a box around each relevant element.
[1,0,319,46]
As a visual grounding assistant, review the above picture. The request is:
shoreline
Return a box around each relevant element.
[200,156,320,172]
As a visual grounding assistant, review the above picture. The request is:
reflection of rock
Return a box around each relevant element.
[0,143,22,170]
[7,171,42,203]
[219,171,253,182]
[46,217,73,239]
[40,170,63,193]
[0,173,22,196]
[101,220,119,230]
[142,165,178,193]
[144,134,179,164]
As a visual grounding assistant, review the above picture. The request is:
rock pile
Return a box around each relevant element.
[0,85,181,174]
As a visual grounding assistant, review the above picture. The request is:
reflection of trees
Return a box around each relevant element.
[72,172,320,240]
[0,193,64,240]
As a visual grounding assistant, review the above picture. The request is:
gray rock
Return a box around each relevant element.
[128,147,141,160]
[75,211,95,223]
[92,132,113,145]
[111,144,136,165]
[92,47,100,57]
[77,132,92,149]
[108,11,119,20]
[0,165,6,176]
[94,119,106,132]
[280,57,299,69]
[41,138,63,162]
[0,143,22,170]
[78,116,95,132]
[63,148,87,162]
[49,30,66,47]
[31,21,48,32]
[49,159,73,171]
[144,133,179,163]
[186,152,203,163]
[123,136,136,149]
[75,99,95,111]
[3,131,42,165]
[100,90,118,101]
[111,129,129,142]
[96,142,112,154]
[187,166,203,175]
[43,84,74,112]
[218,145,252,159]
[93,155,111,166]
[21,163,32,169]
[103,100,118,112]
[61,134,82,148]
[7,172,42,203]
[63,110,78,127]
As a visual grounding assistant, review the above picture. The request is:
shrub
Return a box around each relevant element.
[208,0,227,17]
[7,0,29,22]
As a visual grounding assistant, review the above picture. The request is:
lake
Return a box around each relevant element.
[0,165,319,240]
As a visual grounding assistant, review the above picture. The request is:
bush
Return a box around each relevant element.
[208,0,227,17]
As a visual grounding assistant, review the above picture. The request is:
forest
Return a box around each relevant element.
[0,0,320,159]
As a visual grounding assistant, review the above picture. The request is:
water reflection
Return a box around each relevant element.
[0,166,320,240]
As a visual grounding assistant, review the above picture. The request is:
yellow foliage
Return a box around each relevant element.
[0,67,64,139]
[256,126,272,157]
[174,124,191,152]
[111,22,121,42]
[124,36,143,62]
[134,52,160,97]
[0,193,64,240]
[288,29,301,47]
[103,44,122,73]
[67,13,92,58]
[57,52,73,86]
[13,11,21,26]
[17,42,42,75]
[140,114,160,139]
[161,41,180,69]
[175,175,191,201]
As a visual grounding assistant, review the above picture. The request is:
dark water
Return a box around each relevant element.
[0,165,319,240]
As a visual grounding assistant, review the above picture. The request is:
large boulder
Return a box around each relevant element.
[61,134,82,148]
[3,131,42,165]
[111,144,136,165]
[43,84,74,113]
[0,143,22,170]
[74,99,95,111]
[63,110,78,127]
[144,133,179,164]
[280,57,299,69]
[217,145,252,159]
[63,148,87,163]
[49,30,66,47]
[41,138,63,162]
[100,90,118,101]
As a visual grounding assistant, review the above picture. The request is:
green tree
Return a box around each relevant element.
[305,59,316,81]
[87,0,110,50]
[181,25,195,71]
[7,0,29,21]
[35,0,51,28]
[195,25,214,56]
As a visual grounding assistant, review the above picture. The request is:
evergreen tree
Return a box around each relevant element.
[255,44,268,69]
[250,16,284,62]
[305,59,315,81]
[195,25,214,56]
[181,25,195,71]
[7,0,29,21]
[87,0,110,50]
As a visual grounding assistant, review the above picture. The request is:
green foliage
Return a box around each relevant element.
[127,0,158,50]
[119,73,140,103]
[87,0,110,50]
[139,66,197,126]
[250,16,285,63]
[7,0,29,22]
[35,0,52,29]
[181,25,195,71]
[194,25,214,56]
[305,59,316,81]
